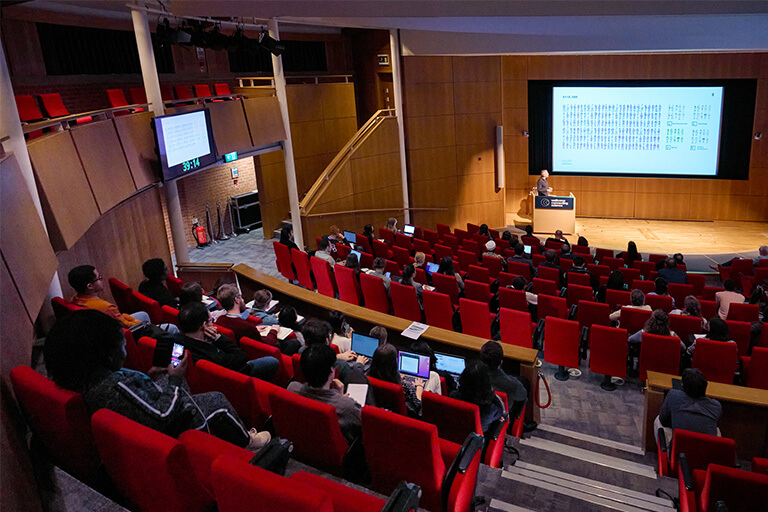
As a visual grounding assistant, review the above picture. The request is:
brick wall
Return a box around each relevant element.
[175,157,258,249]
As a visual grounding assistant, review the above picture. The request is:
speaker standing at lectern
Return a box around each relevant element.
[537,169,553,196]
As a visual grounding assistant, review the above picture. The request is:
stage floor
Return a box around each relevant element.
[506,217,768,272]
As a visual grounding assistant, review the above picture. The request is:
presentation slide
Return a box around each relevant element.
[157,110,212,168]
[552,86,723,176]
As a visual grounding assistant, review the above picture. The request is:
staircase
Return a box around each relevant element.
[480,424,678,512]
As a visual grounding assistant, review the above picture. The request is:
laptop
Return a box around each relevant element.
[350,249,361,260]
[435,352,466,386]
[351,332,379,358]
[524,244,533,256]
[344,231,357,244]
[425,262,440,274]
[398,350,431,385]
[403,224,415,236]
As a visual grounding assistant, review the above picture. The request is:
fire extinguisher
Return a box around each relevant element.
[193,217,209,248]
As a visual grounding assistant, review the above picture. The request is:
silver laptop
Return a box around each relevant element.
[398,350,431,385]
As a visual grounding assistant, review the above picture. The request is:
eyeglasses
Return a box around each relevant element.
[91,275,103,283]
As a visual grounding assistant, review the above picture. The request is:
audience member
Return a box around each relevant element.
[507,244,535,278]
[362,224,375,248]
[478,223,492,240]
[673,253,685,266]
[369,325,388,345]
[658,258,687,284]
[686,317,736,356]
[344,252,362,275]
[279,225,300,252]
[301,318,366,382]
[287,344,362,443]
[315,238,336,267]
[138,258,178,308]
[162,302,279,382]
[328,225,345,244]
[451,361,506,434]
[501,230,514,242]
[329,310,353,353]
[619,241,641,266]
[597,270,625,304]
[715,279,745,320]
[628,309,677,345]
[479,341,527,419]
[510,275,538,306]
[385,217,398,234]
[45,309,270,450]
[538,249,559,270]
[524,225,534,238]
[250,289,279,325]
[278,305,304,350]
[407,340,446,395]
[368,344,423,417]
[437,256,464,292]
[370,257,391,293]
[655,368,721,444]
[215,284,279,344]
[564,255,595,288]
[483,241,507,271]
[670,295,708,340]
[545,230,570,252]
[610,289,652,322]
[397,264,424,308]
[577,236,589,247]
[755,245,768,266]
[647,277,675,307]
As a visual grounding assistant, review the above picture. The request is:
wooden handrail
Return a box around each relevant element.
[303,207,448,218]
[300,109,396,213]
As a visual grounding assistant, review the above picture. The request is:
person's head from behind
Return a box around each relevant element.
[414,252,425,267]
[373,257,386,272]
[545,249,556,263]
[630,289,645,306]
[479,223,489,235]
[627,241,638,254]
[438,256,455,275]
[644,309,670,336]
[674,253,685,264]
[279,304,298,328]
[485,240,496,253]
[607,270,625,290]
[401,264,415,285]
[68,265,101,295]
[301,343,337,388]
[142,258,168,282]
[665,258,677,269]
[684,295,701,317]
[280,226,293,244]
[345,253,360,269]
[502,230,512,242]
[386,218,397,230]
[479,340,504,370]
[363,224,374,236]
[681,368,708,399]
[45,310,125,393]
[179,282,204,307]
[457,361,494,405]
[723,278,737,292]
[328,310,347,336]
[577,236,589,247]
[654,277,668,295]
[178,302,210,335]
[759,245,768,257]
[302,318,333,346]
[217,284,242,312]
[409,340,436,369]
[524,225,534,236]
[318,238,330,253]
[369,325,388,345]
[572,255,585,268]
[252,289,272,310]
[511,275,527,291]
[706,317,730,341]
[368,343,400,384]
[514,244,525,257]
[555,229,563,239]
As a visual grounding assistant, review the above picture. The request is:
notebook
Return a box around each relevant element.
[403,224,415,235]
[344,231,357,244]
[425,262,439,275]
[435,352,466,376]
[351,332,379,358]
[398,350,431,384]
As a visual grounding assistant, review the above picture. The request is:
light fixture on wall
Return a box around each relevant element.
[523,130,529,137]
[755,132,763,140]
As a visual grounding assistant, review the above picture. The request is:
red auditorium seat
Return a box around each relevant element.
[362,405,483,512]
[605,289,632,311]
[464,279,492,303]
[566,284,594,308]
[537,265,561,286]
[589,325,628,391]
[355,232,372,253]
[108,277,136,315]
[687,273,706,297]
[454,228,469,244]
[10,366,101,482]
[754,457,768,475]
[544,317,581,380]
[105,88,133,116]
[174,84,194,100]
[376,227,393,244]
[423,228,440,246]
[15,94,45,122]
[466,223,480,235]
[679,462,768,512]
[669,314,704,345]
[648,253,667,263]
[576,300,610,332]
[413,237,433,255]
[372,239,392,259]
[462,239,482,259]
[394,232,413,251]
[741,347,768,390]
[136,336,157,374]
[692,340,738,384]
[566,272,592,287]
[132,290,162,325]
[521,235,540,249]
[499,308,533,348]
[559,258,574,272]
[442,234,459,254]
[459,298,494,338]
[538,294,568,320]
[458,250,478,274]
[572,245,590,255]
[618,266,641,285]
[128,86,147,104]
[645,294,674,312]
[532,277,559,296]
[239,337,292,386]
[726,303,759,323]
[310,256,338,298]
[588,263,611,279]
[51,296,84,320]
[602,256,624,271]
[498,271,518,288]
[638,333,681,381]
[423,289,455,330]
[700,299,718,320]
[335,264,363,305]
[161,305,179,326]
[359,272,391,314]
[436,223,451,240]
[273,241,296,281]
[725,319,751,357]
[291,248,315,290]
[433,244,453,264]
[668,283,694,309]
[594,248,614,262]
[368,376,408,416]
[177,429,252,499]
[631,279,655,294]
[730,258,754,277]
[166,274,184,297]
[91,409,211,512]
[468,264,492,284]
[213,83,232,96]
[507,261,532,280]
[658,428,736,478]
[432,271,461,305]
[390,245,412,268]
[194,84,212,98]
[498,287,528,312]
[40,93,92,124]
[633,261,657,280]
[390,281,423,322]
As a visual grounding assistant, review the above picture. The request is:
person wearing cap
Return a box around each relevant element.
[483,240,507,271]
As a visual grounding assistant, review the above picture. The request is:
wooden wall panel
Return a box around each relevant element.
[27,131,101,251]
[402,56,453,84]
[457,173,500,204]
[452,56,501,83]
[255,151,290,235]
[501,56,528,80]
[634,193,692,219]
[353,185,403,211]
[505,162,531,190]
[208,100,253,156]
[71,119,136,214]
[291,121,328,159]
[502,80,527,109]
[456,145,495,175]
[324,117,359,155]
[504,135,529,164]
[454,113,502,145]
[350,152,401,192]
[321,83,357,119]
[527,56,583,79]
[453,82,502,114]
[286,85,325,122]
[354,118,399,158]
[243,96,287,147]
[410,176,459,208]
[405,115,456,150]
[408,147,458,182]
[113,112,158,189]
[404,83,455,117]
[0,155,58,322]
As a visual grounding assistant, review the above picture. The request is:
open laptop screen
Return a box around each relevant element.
[343,231,356,244]
[524,244,533,256]
[351,332,379,358]
[425,262,440,274]
[435,352,466,375]
[403,224,415,235]
[398,351,431,378]
[349,249,361,261]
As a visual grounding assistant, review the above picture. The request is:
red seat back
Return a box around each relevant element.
[355,233,372,253]
[40,93,69,117]
[467,264,491,284]
[239,337,292,386]
[572,245,590,255]
[91,409,211,512]
[594,248,614,261]
[132,290,162,324]
[335,265,363,305]
[178,430,253,499]
[500,308,533,348]
[744,348,768,390]
[669,314,704,344]
[639,333,681,381]
[577,300,610,331]
[214,83,231,96]
[532,277,558,296]
[359,273,391,314]
[128,87,147,104]
[166,275,184,297]
[442,234,459,254]
[538,294,568,320]
[670,429,736,475]
[421,391,481,445]
[459,298,492,338]
[458,250,478,273]
[51,296,84,320]
[423,290,455,330]
[507,261,532,280]
[645,294,674,312]
[273,241,296,281]
[291,248,315,290]
[537,266,561,286]
[588,264,611,279]
[379,227,395,243]
[108,277,136,314]
[692,340,738,384]
[454,228,469,244]
[414,267,429,285]
[194,84,212,97]
[462,239,481,259]
[687,273,706,296]
[498,271,518,288]
[668,283,694,309]
[698,464,768,512]
[106,88,129,108]
[310,256,338,298]
[632,279,656,295]
[434,244,453,263]
[700,299,718,321]
[372,239,391,259]
[10,366,100,481]
[498,287,528,312]
[368,376,408,416]
[726,303,759,323]
[620,307,653,335]
[482,255,504,278]
[394,232,413,251]
[269,386,349,475]
[730,258,754,277]
[423,229,439,246]
[605,289,631,310]
[161,305,179,326]
[589,325,628,379]
[136,336,157,373]
[391,245,413,267]
[436,223,451,240]
[566,272,592,287]
[174,85,193,100]
[414,237,433,255]
[544,317,581,369]
[464,279,492,303]
[618,267,641,284]
[15,94,44,122]
[602,257,624,271]
[567,284,593,308]
[432,272,460,305]
[390,282,423,322]
[724,319,751,357]
[633,261,657,280]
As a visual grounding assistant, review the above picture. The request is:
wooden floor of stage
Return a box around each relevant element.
[505,216,768,264]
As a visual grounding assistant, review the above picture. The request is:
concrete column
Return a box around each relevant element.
[131,5,190,263]
[390,29,411,224]
[0,37,63,298]
[268,19,304,248]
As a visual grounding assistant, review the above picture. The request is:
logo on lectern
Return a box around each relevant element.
[540,198,551,207]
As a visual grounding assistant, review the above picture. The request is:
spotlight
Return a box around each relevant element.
[226,27,247,53]
[258,30,285,56]
[175,21,193,45]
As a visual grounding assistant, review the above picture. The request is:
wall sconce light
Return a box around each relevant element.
[755,132,762,140]
[523,130,529,137]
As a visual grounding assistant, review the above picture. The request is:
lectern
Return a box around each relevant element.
[533,193,575,234]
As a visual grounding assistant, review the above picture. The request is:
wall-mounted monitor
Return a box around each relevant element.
[153,109,218,181]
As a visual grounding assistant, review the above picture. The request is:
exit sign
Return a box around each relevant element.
[224,151,238,162]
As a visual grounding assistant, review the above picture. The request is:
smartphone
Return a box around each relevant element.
[170,343,184,367]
